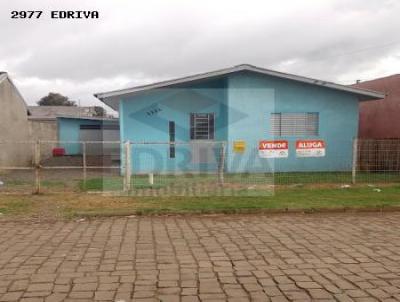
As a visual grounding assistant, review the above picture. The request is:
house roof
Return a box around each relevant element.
[56,115,118,122]
[94,64,385,110]
[28,106,100,121]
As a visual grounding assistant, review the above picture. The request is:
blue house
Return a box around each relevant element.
[57,116,119,156]
[95,64,383,174]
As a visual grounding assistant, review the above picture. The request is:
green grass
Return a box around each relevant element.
[145,186,400,212]
[80,177,123,191]
[80,174,222,191]
[273,172,400,185]
[1,180,31,186]
[1,185,400,219]
[67,185,400,217]
[80,177,165,191]
[237,172,400,185]
[41,180,66,188]
[0,200,32,215]
[78,172,400,192]
[2,171,399,194]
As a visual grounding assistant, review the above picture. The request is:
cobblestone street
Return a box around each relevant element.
[0,213,400,301]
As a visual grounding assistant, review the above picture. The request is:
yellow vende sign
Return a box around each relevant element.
[233,140,246,153]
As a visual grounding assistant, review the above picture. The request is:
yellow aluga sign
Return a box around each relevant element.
[233,140,246,153]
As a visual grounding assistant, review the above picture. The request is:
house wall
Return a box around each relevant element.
[353,75,400,139]
[227,72,359,172]
[119,72,360,173]
[120,80,227,172]
[58,118,103,155]
[28,120,58,160]
[0,78,31,167]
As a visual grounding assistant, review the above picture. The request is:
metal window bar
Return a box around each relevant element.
[190,113,215,140]
[270,112,319,136]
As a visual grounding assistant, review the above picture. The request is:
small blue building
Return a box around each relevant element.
[57,116,119,156]
[95,64,383,173]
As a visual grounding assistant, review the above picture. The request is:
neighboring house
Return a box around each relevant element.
[0,72,31,167]
[28,106,119,159]
[352,74,400,139]
[57,116,119,158]
[0,73,119,166]
[95,64,384,173]
[27,107,59,150]
[27,105,103,144]
[28,106,101,120]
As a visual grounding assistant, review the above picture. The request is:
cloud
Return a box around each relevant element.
[1,0,400,109]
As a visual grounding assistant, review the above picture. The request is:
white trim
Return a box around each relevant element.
[94,64,385,110]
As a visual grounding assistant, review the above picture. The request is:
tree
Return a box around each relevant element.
[93,106,107,117]
[37,93,76,106]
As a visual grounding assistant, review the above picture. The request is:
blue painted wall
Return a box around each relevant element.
[226,72,358,172]
[58,118,102,155]
[119,71,359,173]
[120,79,228,172]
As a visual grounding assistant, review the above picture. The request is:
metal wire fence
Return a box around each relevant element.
[0,139,399,196]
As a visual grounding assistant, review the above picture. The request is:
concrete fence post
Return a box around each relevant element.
[82,142,87,190]
[148,173,154,186]
[34,140,41,194]
[352,138,358,184]
[124,141,131,192]
[218,142,226,185]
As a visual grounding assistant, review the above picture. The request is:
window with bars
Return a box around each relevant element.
[190,113,215,140]
[270,112,319,136]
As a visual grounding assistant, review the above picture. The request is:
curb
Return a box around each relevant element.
[72,206,400,219]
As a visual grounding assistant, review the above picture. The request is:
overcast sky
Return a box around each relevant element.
[1,0,399,113]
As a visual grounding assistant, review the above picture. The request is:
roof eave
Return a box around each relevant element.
[28,116,56,121]
[94,65,385,106]
[56,115,118,122]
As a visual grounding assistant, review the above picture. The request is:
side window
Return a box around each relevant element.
[169,121,175,158]
[270,112,319,136]
[190,113,215,140]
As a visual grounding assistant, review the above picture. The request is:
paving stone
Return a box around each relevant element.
[44,293,67,302]
[309,288,334,299]
[94,290,115,300]
[296,281,323,289]
[0,214,399,301]
[225,288,247,297]
[9,280,29,291]
[181,296,200,302]
[23,291,51,298]
[27,283,53,292]
[20,298,44,302]
[72,283,97,291]
[69,291,94,299]
[0,292,23,301]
